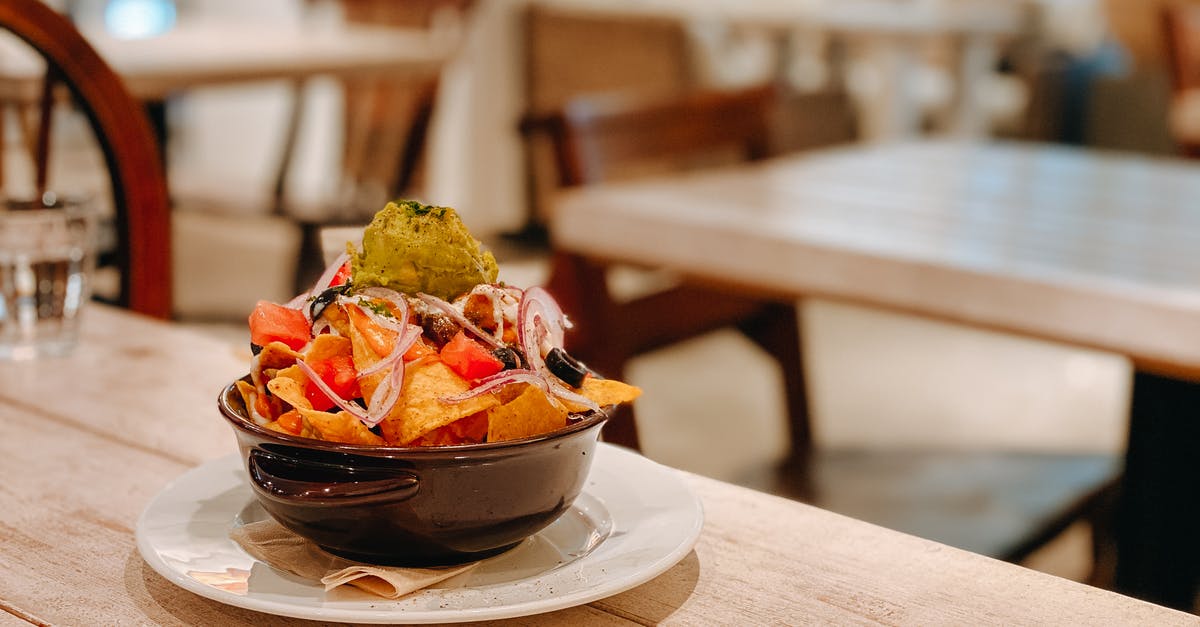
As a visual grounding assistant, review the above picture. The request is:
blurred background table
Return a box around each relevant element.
[0,304,1190,624]
[0,20,448,102]
[530,0,1024,140]
[554,138,1200,610]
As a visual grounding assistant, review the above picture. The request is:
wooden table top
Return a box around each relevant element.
[553,139,1200,381]
[0,20,448,101]
[0,305,1190,624]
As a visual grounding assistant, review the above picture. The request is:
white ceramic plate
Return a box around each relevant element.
[136,443,703,624]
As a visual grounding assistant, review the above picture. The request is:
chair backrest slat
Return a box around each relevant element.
[536,85,777,187]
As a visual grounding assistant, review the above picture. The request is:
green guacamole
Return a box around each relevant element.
[351,200,498,300]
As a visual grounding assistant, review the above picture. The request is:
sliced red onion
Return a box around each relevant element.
[518,286,569,373]
[441,369,546,403]
[416,292,504,349]
[364,354,407,427]
[296,358,370,423]
[441,368,601,413]
[334,288,421,426]
[286,252,351,326]
[543,376,601,413]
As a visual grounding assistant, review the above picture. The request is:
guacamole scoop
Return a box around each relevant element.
[351,200,499,300]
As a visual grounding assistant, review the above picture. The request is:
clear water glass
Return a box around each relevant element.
[0,196,97,360]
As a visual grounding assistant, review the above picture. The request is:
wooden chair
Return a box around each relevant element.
[523,84,809,453]
[286,0,469,289]
[0,0,171,318]
[520,5,695,236]
[1163,3,1200,157]
[526,85,1120,572]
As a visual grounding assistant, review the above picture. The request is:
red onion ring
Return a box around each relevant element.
[441,368,600,413]
[415,292,504,349]
[363,333,420,427]
[518,286,569,373]
[283,252,352,327]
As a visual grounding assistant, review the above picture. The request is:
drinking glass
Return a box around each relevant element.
[0,195,98,360]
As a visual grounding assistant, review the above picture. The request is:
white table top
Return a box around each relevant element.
[0,305,1189,624]
[0,19,449,100]
[553,140,1200,380]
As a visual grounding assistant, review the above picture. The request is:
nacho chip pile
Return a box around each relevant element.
[240,203,640,447]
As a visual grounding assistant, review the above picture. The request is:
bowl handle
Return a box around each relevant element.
[248,449,419,506]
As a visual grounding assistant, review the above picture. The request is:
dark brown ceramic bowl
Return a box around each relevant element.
[218,379,608,566]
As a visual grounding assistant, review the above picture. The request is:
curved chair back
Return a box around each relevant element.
[0,0,171,318]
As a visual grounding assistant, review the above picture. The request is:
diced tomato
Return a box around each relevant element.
[277,409,304,435]
[440,331,504,380]
[331,260,352,287]
[248,300,310,351]
[305,354,361,411]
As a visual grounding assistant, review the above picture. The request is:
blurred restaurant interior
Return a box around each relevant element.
[9,0,1200,614]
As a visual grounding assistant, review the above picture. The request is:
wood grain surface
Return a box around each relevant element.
[0,306,1190,625]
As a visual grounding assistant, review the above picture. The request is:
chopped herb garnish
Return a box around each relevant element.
[396,199,448,219]
[363,299,394,318]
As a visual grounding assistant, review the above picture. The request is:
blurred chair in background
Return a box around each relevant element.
[284,0,471,289]
[1163,2,1200,157]
[521,84,805,449]
[520,5,695,236]
[0,0,171,318]
[527,82,1119,577]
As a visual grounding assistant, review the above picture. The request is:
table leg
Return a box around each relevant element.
[1114,370,1200,610]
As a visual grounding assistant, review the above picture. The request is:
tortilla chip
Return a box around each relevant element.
[273,364,307,387]
[409,412,488,446]
[263,420,292,435]
[257,341,302,371]
[306,333,353,363]
[299,409,385,445]
[379,360,500,445]
[347,305,395,366]
[317,302,352,338]
[267,374,312,411]
[580,377,641,406]
[487,385,568,443]
[560,376,643,413]
[235,380,272,425]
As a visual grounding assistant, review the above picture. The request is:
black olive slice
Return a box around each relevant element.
[492,346,521,371]
[309,284,351,320]
[545,347,588,388]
